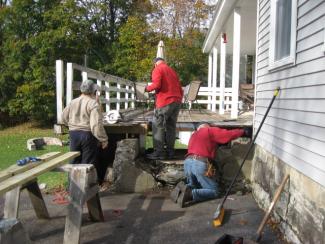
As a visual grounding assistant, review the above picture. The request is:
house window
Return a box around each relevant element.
[269,0,297,70]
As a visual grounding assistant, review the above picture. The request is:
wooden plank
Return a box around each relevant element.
[0,152,62,182]
[26,180,50,219]
[0,152,79,196]
[3,186,21,218]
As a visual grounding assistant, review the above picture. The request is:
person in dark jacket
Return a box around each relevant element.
[145,58,183,160]
[173,124,251,207]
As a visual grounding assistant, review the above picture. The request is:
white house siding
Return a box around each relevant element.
[255,0,325,187]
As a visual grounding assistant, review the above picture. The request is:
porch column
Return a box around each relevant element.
[212,46,218,112]
[219,36,226,115]
[207,52,213,110]
[231,7,241,119]
[56,60,64,124]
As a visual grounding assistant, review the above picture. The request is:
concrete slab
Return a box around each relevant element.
[0,190,285,244]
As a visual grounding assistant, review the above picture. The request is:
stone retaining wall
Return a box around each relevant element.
[251,145,325,244]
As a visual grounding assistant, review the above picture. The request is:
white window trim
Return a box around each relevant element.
[269,0,298,71]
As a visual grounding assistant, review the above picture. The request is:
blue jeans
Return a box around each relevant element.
[184,158,219,202]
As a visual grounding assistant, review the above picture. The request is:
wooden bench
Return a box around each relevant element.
[0,151,104,244]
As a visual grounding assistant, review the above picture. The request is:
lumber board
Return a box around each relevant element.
[0,152,79,196]
[0,152,62,182]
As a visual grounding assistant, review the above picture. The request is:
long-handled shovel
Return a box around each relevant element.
[213,87,280,227]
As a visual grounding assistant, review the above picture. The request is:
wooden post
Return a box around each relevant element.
[4,187,21,219]
[66,63,74,105]
[220,36,226,115]
[25,180,50,219]
[231,7,241,119]
[63,164,103,244]
[56,60,64,124]
[207,53,213,110]
[212,46,218,112]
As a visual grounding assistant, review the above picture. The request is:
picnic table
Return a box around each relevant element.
[0,151,104,244]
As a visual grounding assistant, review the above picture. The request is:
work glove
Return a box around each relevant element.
[243,127,253,138]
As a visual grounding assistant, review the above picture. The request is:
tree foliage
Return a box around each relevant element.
[0,0,212,125]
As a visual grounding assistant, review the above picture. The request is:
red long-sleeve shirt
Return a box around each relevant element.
[187,127,244,160]
[146,62,183,108]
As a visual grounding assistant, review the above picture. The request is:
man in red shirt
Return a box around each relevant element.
[175,123,250,208]
[145,57,183,160]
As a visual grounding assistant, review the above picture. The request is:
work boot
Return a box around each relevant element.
[170,181,185,203]
[178,185,193,208]
[146,151,167,160]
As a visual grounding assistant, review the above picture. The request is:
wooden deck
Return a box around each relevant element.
[103,109,253,133]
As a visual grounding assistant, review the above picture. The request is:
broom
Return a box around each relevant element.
[213,87,280,227]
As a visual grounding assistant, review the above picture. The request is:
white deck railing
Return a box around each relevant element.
[56,60,233,124]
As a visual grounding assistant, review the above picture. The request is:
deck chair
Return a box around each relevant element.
[183,80,202,110]
[239,83,255,110]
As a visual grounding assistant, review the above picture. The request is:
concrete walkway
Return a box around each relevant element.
[0,190,285,244]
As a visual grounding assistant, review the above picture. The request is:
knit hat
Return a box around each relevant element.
[153,57,165,63]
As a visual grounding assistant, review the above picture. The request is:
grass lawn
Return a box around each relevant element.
[0,123,188,190]
[0,123,69,190]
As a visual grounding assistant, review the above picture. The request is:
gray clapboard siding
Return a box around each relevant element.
[256,71,325,91]
[256,137,325,186]
[255,107,325,132]
[257,57,325,82]
[297,13,325,39]
[256,123,325,159]
[254,115,325,142]
[296,30,324,53]
[256,85,325,99]
[255,0,325,187]
[298,0,325,19]
[297,44,325,64]
[256,98,325,113]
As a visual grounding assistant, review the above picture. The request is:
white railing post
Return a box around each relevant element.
[131,85,135,109]
[117,83,121,111]
[96,79,101,110]
[220,36,226,115]
[82,71,88,81]
[125,85,129,109]
[212,46,218,112]
[231,8,241,119]
[207,53,213,110]
[105,81,110,111]
[56,60,64,123]
[66,63,73,105]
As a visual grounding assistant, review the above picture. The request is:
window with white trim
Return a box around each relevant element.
[269,0,297,70]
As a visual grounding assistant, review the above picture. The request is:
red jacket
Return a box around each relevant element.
[146,62,183,108]
[187,127,244,160]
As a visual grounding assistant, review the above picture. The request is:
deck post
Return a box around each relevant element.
[207,53,213,110]
[105,81,110,111]
[131,85,135,109]
[212,46,218,112]
[220,36,226,115]
[231,8,241,119]
[66,63,74,105]
[117,83,121,111]
[82,71,88,81]
[56,60,64,124]
[125,85,129,109]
